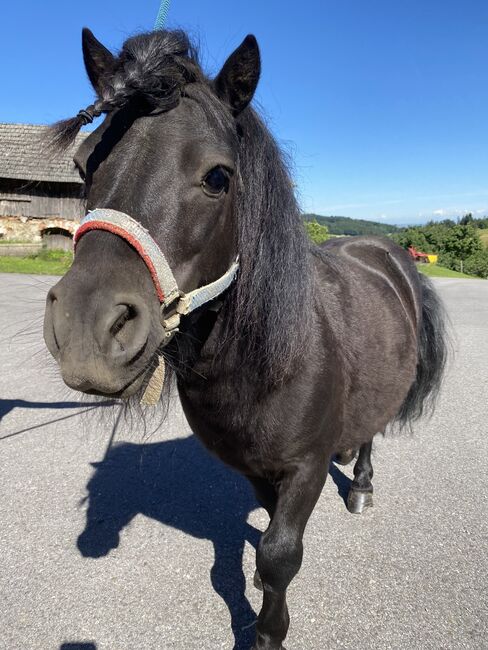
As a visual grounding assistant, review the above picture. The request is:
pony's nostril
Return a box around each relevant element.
[110,304,138,338]
[106,302,149,363]
[94,300,151,366]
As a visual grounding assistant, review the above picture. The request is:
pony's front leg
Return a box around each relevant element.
[252,459,327,650]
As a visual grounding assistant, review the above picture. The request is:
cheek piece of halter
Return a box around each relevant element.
[74,208,239,405]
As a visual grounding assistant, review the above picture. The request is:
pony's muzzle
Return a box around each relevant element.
[44,284,152,394]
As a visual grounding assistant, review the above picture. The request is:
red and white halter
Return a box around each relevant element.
[74,208,239,403]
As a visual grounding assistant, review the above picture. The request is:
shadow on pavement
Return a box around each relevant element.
[0,399,88,421]
[60,643,97,650]
[78,435,261,650]
[0,399,116,441]
[328,462,352,507]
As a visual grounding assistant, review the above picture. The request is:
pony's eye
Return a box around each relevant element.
[201,166,229,196]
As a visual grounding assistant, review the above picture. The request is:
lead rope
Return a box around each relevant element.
[143,0,171,405]
[154,0,171,30]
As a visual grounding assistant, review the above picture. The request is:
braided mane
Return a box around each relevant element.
[51,30,203,149]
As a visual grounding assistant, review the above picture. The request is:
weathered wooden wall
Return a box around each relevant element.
[0,178,85,220]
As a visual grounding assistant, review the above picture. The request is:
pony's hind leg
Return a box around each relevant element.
[347,440,374,514]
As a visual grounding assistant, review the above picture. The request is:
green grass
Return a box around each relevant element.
[0,239,32,245]
[479,231,488,248]
[0,250,73,275]
[417,263,475,279]
[0,249,480,280]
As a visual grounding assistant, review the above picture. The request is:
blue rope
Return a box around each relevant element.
[154,0,171,30]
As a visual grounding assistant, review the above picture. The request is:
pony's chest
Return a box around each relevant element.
[176,367,336,477]
[177,384,263,473]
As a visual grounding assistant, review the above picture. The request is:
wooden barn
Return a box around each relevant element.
[0,123,88,248]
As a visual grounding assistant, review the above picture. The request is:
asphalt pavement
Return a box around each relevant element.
[1,273,487,650]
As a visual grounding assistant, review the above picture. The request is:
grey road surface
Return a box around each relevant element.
[1,274,487,650]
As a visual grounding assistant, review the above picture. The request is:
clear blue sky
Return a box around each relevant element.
[1,1,487,225]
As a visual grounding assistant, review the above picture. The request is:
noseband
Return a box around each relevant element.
[74,208,239,403]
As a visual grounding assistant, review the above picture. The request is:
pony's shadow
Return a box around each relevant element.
[77,435,261,650]
[328,462,352,506]
[0,399,102,422]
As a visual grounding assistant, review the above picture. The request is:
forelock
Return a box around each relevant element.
[96,30,205,113]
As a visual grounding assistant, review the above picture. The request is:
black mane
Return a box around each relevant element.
[52,29,313,387]
[228,107,312,386]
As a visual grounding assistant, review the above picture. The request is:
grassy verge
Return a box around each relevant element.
[0,250,73,275]
[417,263,475,279]
[0,239,32,245]
[0,250,479,279]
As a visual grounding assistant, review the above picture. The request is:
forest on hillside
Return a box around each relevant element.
[303,214,399,237]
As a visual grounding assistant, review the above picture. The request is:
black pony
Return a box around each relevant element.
[44,29,446,649]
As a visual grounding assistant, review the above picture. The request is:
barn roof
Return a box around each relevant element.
[0,123,89,184]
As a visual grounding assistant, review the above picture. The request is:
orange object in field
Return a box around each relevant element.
[408,246,430,263]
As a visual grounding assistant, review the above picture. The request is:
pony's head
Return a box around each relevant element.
[44,28,310,400]
[44,29,260,397]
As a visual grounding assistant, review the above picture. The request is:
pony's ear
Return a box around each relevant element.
[82,27,115,94]
[214,35,261,115]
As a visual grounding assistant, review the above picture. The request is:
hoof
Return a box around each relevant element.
[253,569,263,591]
[347,488,373,514]
[334,448,357,465]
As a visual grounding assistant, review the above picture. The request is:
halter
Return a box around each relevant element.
[74,208,239,404]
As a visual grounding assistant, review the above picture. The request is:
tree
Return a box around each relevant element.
[440,218,456,228]
[459,213,474,226]
[305,219,329,245]
[442,225,482,259]
[392,228,429,251]
[422,223,449,252]
[463,250,488,278]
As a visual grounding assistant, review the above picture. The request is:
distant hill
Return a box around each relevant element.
[303,214,400,237]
